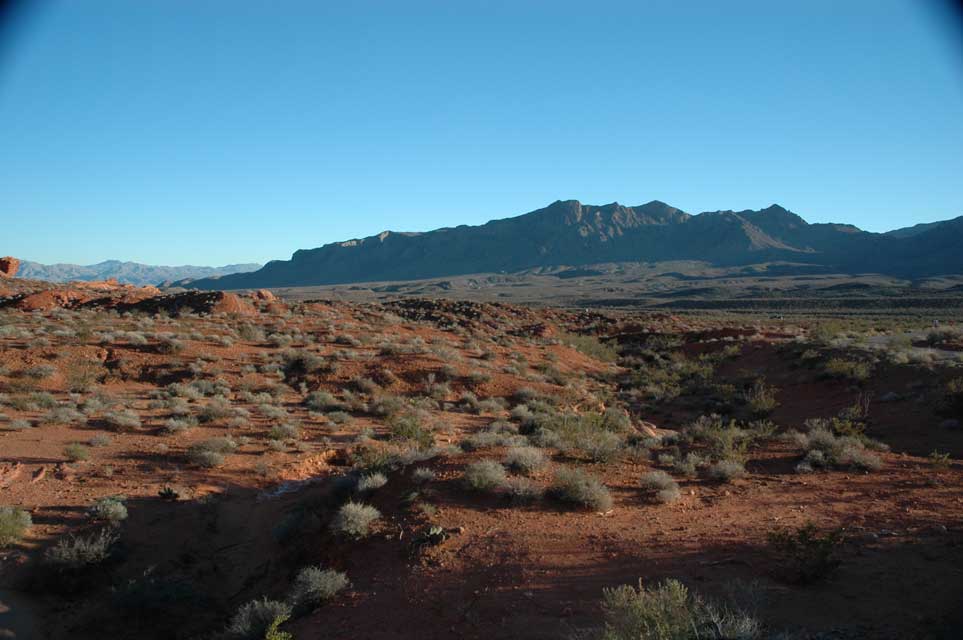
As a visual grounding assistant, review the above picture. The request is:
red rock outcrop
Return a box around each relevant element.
[0,256,20,278]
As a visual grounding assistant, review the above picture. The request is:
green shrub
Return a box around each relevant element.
[389,414,434,449]
[768,523,844,583]
[463,460,508,493]
[63,443,90,462]
[548,467,612,511]
[330,501,381,538]
[822,358,871,382]
[0,506,32,547]
[596,578,759,639]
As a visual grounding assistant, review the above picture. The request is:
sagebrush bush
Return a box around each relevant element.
[355,472,388,493]
[596,578,760,639]
[639,471,681,503]
[45,529,117,569]
[330,501,381,538]
[411,467,436,483]
[504,446,547,475]
[768,523,844,584]
[90,496,128,525]
[549,467,612,511]
[287,566,349,608]
[708,460,746,483]
[0,506,32,547]
[104,409,142,431]
[63,443,89,462]
[463,460,508,493]
[226,597,292,640]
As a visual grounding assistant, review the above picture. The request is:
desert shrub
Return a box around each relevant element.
[708,460,746,482]
[929,450,951,472]
[156,336,184,354]
[463,460,508,493]
[90,496,128,525]
[104,409,142,431]
[65,359,101,392]
[549,467,612,511]
[8,419,32,430]
[89,434,112,447]
[22,364,57,379]
[683,414,754,463]
[794,424,882,472]
[355,472,388,493]
[330,501,381,538]
[504,446,548,475]
[822,358,871,382]
[768,523,844,583]
[269,423,301,441]
[742,381,779,417]
[63,443,89,462]
[594,578,760,640]
[111,567,195,614]
[287,566,349,609]
[389,414,434,449]
[558,331,619,363]
[639,471,681,503]
[43,406,87,426]
[369,393,405,417]
[226,598,292,640]
[188,437,237,467]
[45,529,117,570]
[196,398,236,423]
[304,390,341,412]
[506,476,543,503]
[163,416,197,435]
[939,378,963,420]
[411,467,436,484]
[327,410,352,424]
[526,411,627,461]
[0,506,32,547]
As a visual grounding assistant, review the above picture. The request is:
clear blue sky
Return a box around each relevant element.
[1,0,961,266]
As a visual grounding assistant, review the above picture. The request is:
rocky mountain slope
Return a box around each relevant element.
[177,200,963,290]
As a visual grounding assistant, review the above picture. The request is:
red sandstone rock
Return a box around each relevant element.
[0,256,20,278]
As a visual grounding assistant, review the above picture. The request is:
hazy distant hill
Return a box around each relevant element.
[19,260,261,286]
[179,200,963,290]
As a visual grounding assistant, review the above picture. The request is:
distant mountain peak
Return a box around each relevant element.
[178,199,963,290]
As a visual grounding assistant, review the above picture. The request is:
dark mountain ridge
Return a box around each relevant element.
[180,200,963,290]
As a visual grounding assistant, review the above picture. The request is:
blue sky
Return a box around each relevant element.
[1,0,961,266]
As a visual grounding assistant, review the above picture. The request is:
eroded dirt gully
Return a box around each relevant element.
[0,281,960,638]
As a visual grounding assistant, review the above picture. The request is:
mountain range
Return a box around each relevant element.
[175,200,963,290]
[18,260,261,286]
